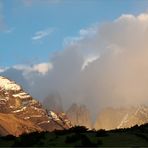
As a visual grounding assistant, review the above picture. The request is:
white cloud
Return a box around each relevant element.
[13,62,53,74]
[64,25,98,47]
[0,67,8,73]
[33,63,53,74]
[81,55,99,71]
[31,28,54,41]
[35,12,148,110]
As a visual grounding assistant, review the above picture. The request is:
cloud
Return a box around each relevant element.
[0,67,8,73]
[81,55,99,71]
[0,62,53,93]
[2,13,148,116]
[32,13,148,111]
[31,28,54,41]
[13,62,53,74]
[63,25,98,47]
[32,63,53,74]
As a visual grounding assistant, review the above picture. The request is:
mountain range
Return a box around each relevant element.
[1,76,148,136]
[95,105,148,130]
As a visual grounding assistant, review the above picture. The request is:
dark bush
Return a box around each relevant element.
[96,129,108,137]
[0,134,15,140]
[54,129,69,135]
[65,133,99,147]
[12,132,46,147]
[65,133,81,143]
[135,133,148,142]
[132,124,139,129]
[81,134,98,147]
[68,126,88,133]
[97,139,102,145]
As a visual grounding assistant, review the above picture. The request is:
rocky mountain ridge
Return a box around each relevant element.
[0,76,72,136]
[94,105,148,130]
[1,76,148,136]
[66,103,92,129]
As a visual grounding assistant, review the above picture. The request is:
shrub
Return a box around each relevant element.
[96,129,108,137]
[81,134,98,147]
[68,126,88,133]
[1,135,15,140]
[65,133,80,143]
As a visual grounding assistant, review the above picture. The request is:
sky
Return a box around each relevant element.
[0,0,148,67]
[1,0,148,114]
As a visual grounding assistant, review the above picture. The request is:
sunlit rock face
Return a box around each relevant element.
[94,105,148,130]
[0,76,72,136]
[0,113,42,137]
[66,103,92,129]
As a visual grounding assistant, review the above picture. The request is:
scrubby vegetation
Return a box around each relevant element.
[1,124,148,147]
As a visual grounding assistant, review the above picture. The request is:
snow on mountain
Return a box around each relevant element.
[0,76,72,136]
[0,76,21,91]
[49,111,60,121]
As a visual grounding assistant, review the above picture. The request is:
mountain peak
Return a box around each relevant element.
[0,76,72,136]
[0,76,21,91]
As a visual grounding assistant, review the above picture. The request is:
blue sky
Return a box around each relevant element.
[0,0,148,67]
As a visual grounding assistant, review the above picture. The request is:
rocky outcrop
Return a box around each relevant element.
[0,76,71,136]
[94,105,148,130]
[66,103,92,129]
[0,113,42,136]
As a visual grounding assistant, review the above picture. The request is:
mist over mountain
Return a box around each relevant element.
[43,92,63,112]
[66,103,92,129]
[94,105,148,130]
[1,13,148,120]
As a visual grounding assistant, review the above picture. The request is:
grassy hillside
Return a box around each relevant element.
[0,124,148,147]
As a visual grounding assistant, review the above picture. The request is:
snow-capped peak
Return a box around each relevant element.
[0,76,72,133]
[0,76,21,91]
